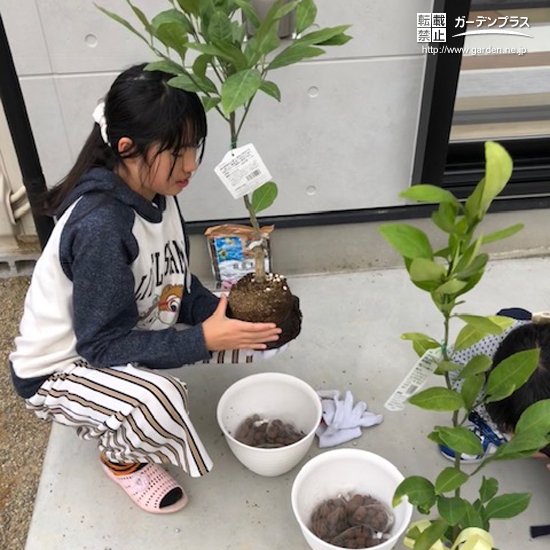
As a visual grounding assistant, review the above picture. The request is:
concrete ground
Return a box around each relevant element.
[25,257,550,550]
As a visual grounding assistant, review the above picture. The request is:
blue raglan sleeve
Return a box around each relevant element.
[61,198,212,369]
[178,275,219,325]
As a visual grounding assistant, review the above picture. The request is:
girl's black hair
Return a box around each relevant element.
[41,63,207,215]
[486,323,550,437]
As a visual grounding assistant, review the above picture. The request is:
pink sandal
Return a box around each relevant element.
[101,463,188,514]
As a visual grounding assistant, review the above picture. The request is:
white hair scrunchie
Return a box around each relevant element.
[92,101,110,146]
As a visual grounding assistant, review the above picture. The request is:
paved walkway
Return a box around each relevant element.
[26,259,550,549]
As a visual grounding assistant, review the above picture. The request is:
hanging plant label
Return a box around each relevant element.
[214,143,272,199]
[384,347,442,411]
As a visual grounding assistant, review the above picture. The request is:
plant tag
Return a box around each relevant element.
[214,143,272,199]
[384,347,442,411]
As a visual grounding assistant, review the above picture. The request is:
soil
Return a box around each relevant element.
[0,277,51,550]
[310,494,394,549]
[227,272,302,348]
[234,415,305,448]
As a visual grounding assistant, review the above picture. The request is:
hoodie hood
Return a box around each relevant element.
[56,167,166,223]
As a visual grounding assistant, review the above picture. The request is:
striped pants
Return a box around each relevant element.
[26,361,213,477]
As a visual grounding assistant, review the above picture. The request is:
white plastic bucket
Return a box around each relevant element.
[216,372,322,477]
[291,449,413,550]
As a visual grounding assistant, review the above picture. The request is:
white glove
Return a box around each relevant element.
[316,390,383,448]
[247,343,289,360]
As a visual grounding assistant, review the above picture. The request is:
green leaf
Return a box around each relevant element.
[232,21,247,44]
[251,182,278,213]
[457,314,504,335]
[482,223,523,245]
[192,54,211,78]
[267,43,325,70]
[401,333,440,347]
[435,279,467,295]
[295,0,317,34]
[461,374,484,410]
[458,354,493,379]
[236,0,260,28]
[245,0,282,62]
[95,4,150,46]
[455,253,488,281]
[259,80,281,101]
[126,0,153,34]
[408,388,464,412]
[435,468,469,494]
[515,399,550,436]
[151,10,192,56]
[318,32,352,46]
[201,96,221,112]
[275,0,300,20]
[479,141,513,215]
[401,333,441,357]
[169,73,217,94]
[485,349,540,403]
[393,476,435,509]
[145,60,185,76]
[379,224,433,260]
[208,10,234,42]
[484,493,530,520]
[454,236,482,274]
[461,501,485,529]
[294,25,352,47]
[409,258,446,283]
[464,177,485,223]
[454,324,486,352]
[431,205,458,234]
[414,521,449,550]
[427,430,444,446]
[400,184,461,207]
[438,496,467,525]
[211,38,250,71]
[437,426,484,455]
[492,432,549,460]
[176,0,201,16]
[465,143,513,220]
[221,68,261,114]
[479,476,499,503]
[436,361,463,374]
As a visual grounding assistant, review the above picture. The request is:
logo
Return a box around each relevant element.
[417,13,534,43]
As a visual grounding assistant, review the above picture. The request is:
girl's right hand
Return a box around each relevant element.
[202,294,282,351]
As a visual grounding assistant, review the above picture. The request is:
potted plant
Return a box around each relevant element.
[379,141,550,549]
[97,0,351,346]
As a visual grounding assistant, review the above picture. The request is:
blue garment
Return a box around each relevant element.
[10,167,219,398]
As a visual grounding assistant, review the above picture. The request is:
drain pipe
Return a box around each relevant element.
[0,13,54,250]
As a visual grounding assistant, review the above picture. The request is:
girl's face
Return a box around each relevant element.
[142,145,200,200]
[117,138,201,201]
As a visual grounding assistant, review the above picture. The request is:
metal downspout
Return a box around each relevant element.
[0,13,54,250]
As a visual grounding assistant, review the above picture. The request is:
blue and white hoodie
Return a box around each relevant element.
[10,167,219,398]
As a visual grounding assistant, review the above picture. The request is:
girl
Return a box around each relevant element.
[9,63,282,514]
[439,308,550,466]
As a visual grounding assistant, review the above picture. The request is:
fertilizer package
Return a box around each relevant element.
[205,224,274,289]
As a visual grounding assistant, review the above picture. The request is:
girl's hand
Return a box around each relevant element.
[202,294,282,351]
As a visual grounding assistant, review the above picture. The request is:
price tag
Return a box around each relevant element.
[384,347,442,412]
[214,143,272,199]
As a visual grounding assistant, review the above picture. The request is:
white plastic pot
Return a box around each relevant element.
[216,372,322,477]
[291,449,413,550]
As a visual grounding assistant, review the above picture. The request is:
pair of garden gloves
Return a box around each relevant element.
[316,390,383,448]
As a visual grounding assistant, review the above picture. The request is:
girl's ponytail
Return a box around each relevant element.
[39,124,116,216]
